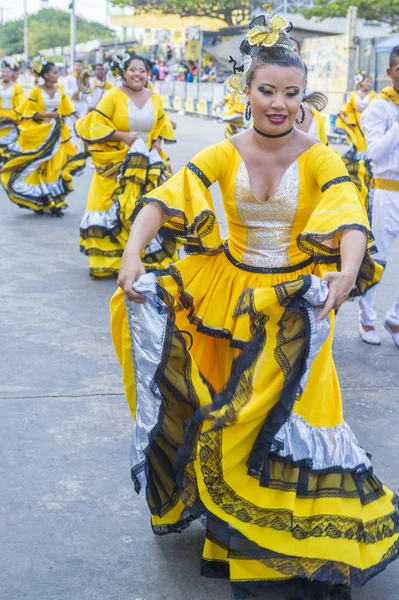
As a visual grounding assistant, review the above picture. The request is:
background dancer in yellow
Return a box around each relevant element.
[0,62,27,160]
[336,72,376,214]
[76,51,176,278]
[111,11,393,600]
[1,55,86,216]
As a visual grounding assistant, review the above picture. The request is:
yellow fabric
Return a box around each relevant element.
[76,87,177,277]
[222,92,246,139]
[110,140,391,591]
[378,86,399,104]
[311,107,328,144]
[0,84,84,213]
[372,178,399,191]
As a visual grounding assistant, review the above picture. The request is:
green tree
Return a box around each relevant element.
[0,8,116,56]
[301,0,399,29]
[110,0,249,27]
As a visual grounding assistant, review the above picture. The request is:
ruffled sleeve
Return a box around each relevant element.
[58,85,76,117]
[15,86,44,119]
[137,144,224,254]
[297,144,382,295]
[12,83,27,109]
[75,89,117,143]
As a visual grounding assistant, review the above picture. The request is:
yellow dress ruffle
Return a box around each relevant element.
[76,87,177,277]
[0,84,86,214]
[110,141,393,598]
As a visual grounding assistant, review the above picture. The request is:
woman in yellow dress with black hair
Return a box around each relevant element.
[111,12,397,600]
[0,62,27,157]
[0,55,86,216]
[76,50,177,278]
[336,72,377,215]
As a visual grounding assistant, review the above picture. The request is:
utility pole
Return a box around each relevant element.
[24,0,28,60]
[70,0,76,66]
[0,6,10,25]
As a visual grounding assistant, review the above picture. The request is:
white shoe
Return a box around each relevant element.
[384,322,399,347]
[358,324,381,345]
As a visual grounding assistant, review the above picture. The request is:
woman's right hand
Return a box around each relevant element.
[123,132,138,147]
[117,252,146,303]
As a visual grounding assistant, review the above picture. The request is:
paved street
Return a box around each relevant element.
[1,113,398,600]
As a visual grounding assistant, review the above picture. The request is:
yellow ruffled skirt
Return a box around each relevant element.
[111,246,398,598]
[0,117,86,215]
[80,140,177,278]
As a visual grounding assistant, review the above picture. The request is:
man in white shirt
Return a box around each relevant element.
[358,46,399,347]
[64,59,88,118]
[88,63,112,111]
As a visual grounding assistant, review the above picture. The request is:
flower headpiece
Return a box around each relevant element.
[229,4,294,94]
[354,71,367,86]
[31,54,49,77]
[2,57,20,71]
[110,48,137,78]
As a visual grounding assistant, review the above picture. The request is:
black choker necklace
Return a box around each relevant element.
[253,125,294,139]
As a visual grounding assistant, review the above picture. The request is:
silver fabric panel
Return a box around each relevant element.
[125,273,168,482]
[234,160,299,268]
[80,201,120,231]
[299,275,331,393]
[271,412,372,472]
[270,276,371,472]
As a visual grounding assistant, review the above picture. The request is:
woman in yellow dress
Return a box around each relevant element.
[76,51,177,278]
[0,55,86,216]
[111,13,396,600]
[222,90,247,138]
[0,62,27,157]
[336,72,377,215]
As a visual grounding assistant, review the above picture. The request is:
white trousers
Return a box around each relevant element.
[359,188,399,326]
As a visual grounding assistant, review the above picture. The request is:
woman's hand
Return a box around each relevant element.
[122,132,138,147]
[317,270,357,321]
[117,252,146,303]
[152,137,162,152]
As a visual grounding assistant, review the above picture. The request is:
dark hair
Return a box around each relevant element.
[75,59,83,65]
[125,54,149,72]
[247,46,307,87]
[389,46,399,68]
[94,63,104,68]
[42,62,56,77]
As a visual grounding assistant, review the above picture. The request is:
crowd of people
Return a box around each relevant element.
[2,8,399,599]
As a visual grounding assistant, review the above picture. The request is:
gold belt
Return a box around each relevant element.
[372,178,399,191]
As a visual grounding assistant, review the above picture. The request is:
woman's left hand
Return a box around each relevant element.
[152,138,162,152]
[317,270,357,321]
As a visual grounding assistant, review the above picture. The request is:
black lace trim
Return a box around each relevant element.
[224,241,314,274]
[186,161,212,188]
[321,176,352,192]
[167,264,246,350]
[297,223,374,258]
[79,245,124,258]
